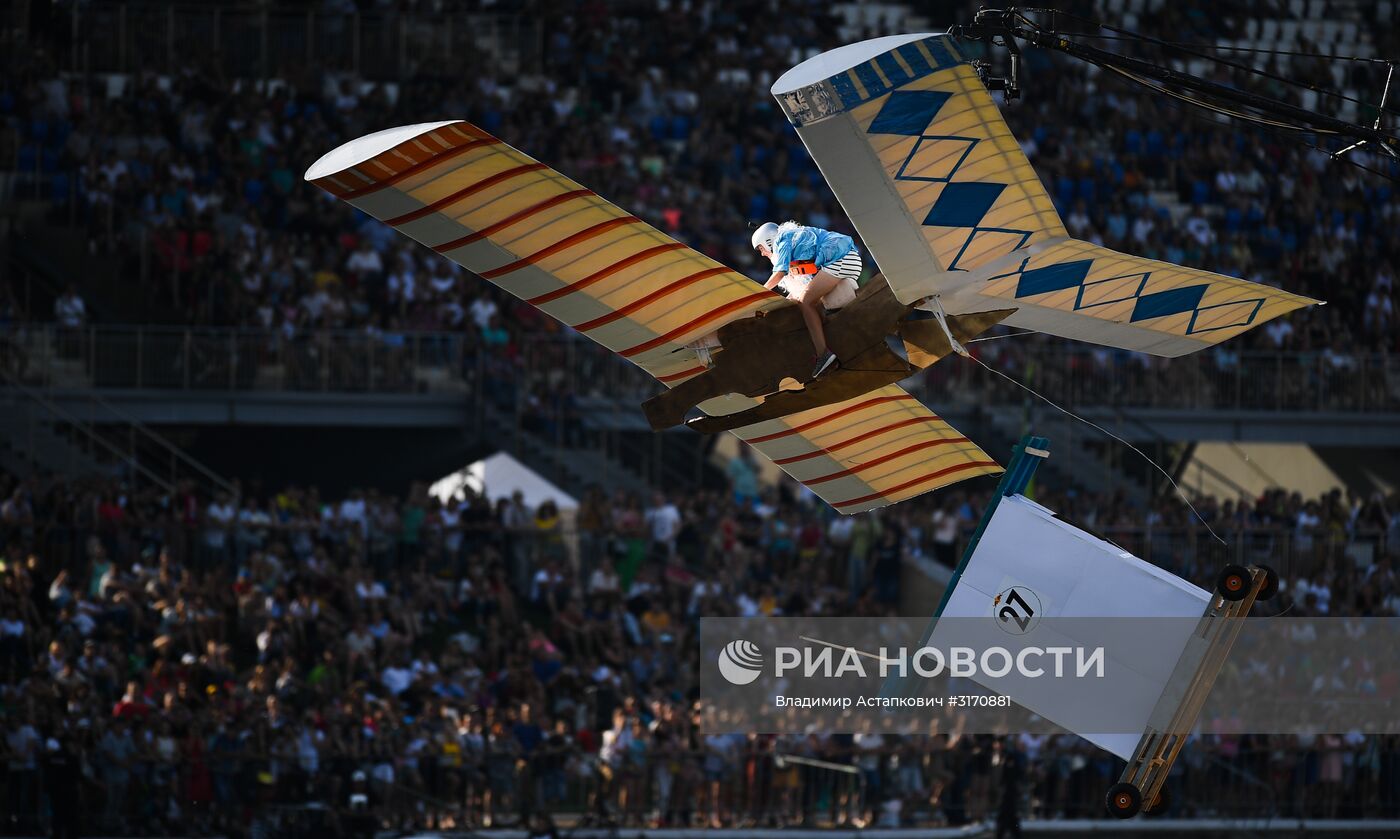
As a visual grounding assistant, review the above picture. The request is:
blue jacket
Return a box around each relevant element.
[770,223,857,273]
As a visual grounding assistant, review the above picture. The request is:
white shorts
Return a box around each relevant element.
[777,251,863,310]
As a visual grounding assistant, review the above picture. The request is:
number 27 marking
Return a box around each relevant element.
[999,588,1035,631]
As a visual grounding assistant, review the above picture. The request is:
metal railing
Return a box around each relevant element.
[0,362,235,497]
[5,325,479,393]
[1,324,690,501]
[0,369,169,489]
[5,324,1397,414]
[913,345,1400,413]
[3,742,1397,834]
[21,518,575,586]
[31,3,545,80]
[1008,523,1393,590]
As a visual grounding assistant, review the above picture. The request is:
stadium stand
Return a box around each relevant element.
[2,0,1400,834]
[1,2,1396,354]
[1,464,1398,833]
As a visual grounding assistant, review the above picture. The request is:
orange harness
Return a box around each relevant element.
[788,259,819,276]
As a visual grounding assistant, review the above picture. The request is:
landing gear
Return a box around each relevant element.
[1105,782,1142,819]
[1215,564,1251,601]
[1108,561,1269,820]
[1257,564,1279,601]
[1141,786,1170,816]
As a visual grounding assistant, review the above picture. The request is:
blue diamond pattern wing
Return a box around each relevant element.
[960,239,1319,356]
[772,33,1066,303]
[772,34,1320,357]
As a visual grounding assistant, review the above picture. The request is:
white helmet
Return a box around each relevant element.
[750,221,779,253]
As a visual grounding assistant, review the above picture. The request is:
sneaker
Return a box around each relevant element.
[811,350,839,379]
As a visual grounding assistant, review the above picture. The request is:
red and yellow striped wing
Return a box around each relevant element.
[734,385,1002,514]
[306,120,786,383]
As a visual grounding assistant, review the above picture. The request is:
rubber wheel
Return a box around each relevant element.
[1216,564,1252,602]
[1256,564,1279,601]
[1142,786,1170,816]
[1106,782,1142,819]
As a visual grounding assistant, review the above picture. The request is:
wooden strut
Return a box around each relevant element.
[1116,566,1268,814]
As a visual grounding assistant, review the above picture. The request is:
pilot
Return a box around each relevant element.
[751,220,862,378]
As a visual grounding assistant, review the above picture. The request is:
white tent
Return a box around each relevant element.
[429,451,578,512]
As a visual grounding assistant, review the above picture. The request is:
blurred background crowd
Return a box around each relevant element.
[4,0,1400,835]
[3,461,1399,834]
[2,0,1396,359]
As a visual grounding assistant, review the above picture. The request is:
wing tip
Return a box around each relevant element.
[303,120,465,182]
[772,32,947,95]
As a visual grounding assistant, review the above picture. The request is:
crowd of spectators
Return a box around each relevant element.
[3,1,1400,834]
[2,456,1399,834]
[2,0,1398,375]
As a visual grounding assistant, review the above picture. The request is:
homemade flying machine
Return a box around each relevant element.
[306,31,1319,513]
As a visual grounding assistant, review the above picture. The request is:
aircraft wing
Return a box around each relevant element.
[734,385,1001,514]
[305,120,786,385]
[772,34,1319,357]
[946,238,1318,355]
[306,123,994,512]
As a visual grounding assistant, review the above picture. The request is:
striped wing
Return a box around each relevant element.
[305,121,785,384]
[773,34,1319,357]
[734,385,1002,514]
